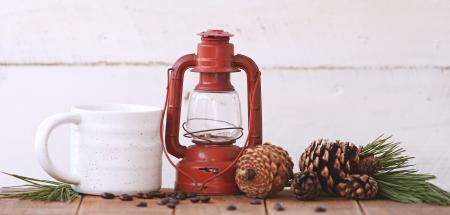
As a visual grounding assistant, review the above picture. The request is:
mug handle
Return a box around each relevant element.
[35,112,81,185]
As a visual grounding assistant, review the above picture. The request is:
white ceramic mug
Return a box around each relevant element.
[35,104,163,195]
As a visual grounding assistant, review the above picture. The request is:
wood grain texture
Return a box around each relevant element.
[77,188,173,215]
[2,190,450,215]
[175,195,266,215]
[77,195,172,215]
[359,200,450,215]
[266,190,362,215]
[0,197,81,215]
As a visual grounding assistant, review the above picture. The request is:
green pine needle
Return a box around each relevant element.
[361,135,450,205]
[0,172,79,202]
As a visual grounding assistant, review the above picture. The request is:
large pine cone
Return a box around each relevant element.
[291,172,322,200]
[299,139,361,195]
[336,174,378,199]
[236,143,294,198]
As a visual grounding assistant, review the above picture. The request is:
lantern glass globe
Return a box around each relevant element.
[185,90,242,144]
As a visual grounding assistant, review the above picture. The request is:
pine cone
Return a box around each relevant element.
[358,154,382,175]
[291,172,322,200]
[299,139,361,195]
[236,143,294,198]
[336,174,378,199]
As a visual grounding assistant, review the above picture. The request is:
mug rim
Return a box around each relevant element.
[72,104,162,114]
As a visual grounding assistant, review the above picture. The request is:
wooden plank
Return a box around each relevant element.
[77,189,173,215]
[266,190,362,215]
[3,187,450,215]
[3,1,450,66]
[359,200,450,215]
[78,195,172,215]
[174,194,266,215]
[0,197,81,215]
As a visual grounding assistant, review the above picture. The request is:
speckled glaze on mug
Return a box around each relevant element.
[35,104,163,195]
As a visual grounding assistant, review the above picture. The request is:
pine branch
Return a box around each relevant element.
[361,135,450,205]
[0,172,79,202]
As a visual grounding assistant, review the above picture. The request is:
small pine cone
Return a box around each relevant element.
[236,143,294,198]
[358,154,382,175]
[291,172,322,200]
[336,174,378,199]
[299,139,361,195]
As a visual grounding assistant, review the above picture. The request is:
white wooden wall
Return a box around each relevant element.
[1,0,449,190]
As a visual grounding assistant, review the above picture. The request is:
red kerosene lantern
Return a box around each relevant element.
[162,29,262,195]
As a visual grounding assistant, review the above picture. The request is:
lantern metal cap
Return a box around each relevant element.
[192,29,239,73]
[198,29,234,38]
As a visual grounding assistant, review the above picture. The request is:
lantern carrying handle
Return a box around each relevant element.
[164,54,196,158]
[232,54,263,147]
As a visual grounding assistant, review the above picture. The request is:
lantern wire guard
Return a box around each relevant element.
[159,68,261,191]
[181,119,244,144]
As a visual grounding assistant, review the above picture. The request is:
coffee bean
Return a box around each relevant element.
[200,196,211,203]
[274,202,285,211]
[186,192,197,198]
[167,202,176,209]
[176,193,186,200]
[250,199,262,205]
[168,192,177,198]
[154,192,166,198]
[140,193,153,199]
[190,196,200,203]
[101,192,115,199]
[119,194,133,201]
[135,192,144,198]
[149,191,166,198]
[159,198,169,205]
[315,206,327,212]
[148,191,160,195]
[136,202,147,207]
[226,204,237,211]
[169,198,179,204]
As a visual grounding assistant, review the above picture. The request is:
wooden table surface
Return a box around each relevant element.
[1,189,449,215]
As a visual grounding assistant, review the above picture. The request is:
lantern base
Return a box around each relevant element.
[174,144,242,195]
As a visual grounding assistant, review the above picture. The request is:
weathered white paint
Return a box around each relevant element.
[1,0,450,66]
[0,0,449,191]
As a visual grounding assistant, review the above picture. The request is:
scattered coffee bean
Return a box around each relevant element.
[159,198,169,205]
[119,194,133,201]
[176,192,186,200]
[135,192,144,198]
[140,193,153,199]
[169,198,179,204]
[136,202,147,207]
[200,196,211,203]
[186,192,197,198]
[155,193,166,198]
[315,206,327,212]
[167,202,176,209]
[274,202,285,211]
[166,193,177,198]
[190,196,201,203]
[250,199,262,205]
[148,191,160,195]
[226,204,237,211]
[149,191,166,198]
[101,192,115,199]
